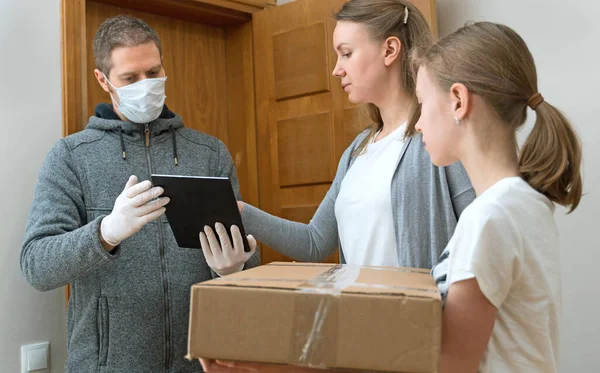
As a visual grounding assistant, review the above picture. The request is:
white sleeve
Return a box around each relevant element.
[446,203,523,308]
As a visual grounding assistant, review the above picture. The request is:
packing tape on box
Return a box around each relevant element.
[289,264,360,368]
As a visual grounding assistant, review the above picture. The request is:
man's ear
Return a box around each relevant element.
[94,69,110,93]
[160,56,166,75]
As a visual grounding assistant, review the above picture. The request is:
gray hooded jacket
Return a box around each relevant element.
[21,104,260,373]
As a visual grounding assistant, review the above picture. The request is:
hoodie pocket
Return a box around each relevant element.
[86,207,112,225]
[97,296,109,366]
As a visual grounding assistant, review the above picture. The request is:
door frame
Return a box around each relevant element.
[60,0,273,302]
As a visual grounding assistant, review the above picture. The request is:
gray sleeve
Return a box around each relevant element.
[240,190,339,262]
[217,139,260,270]
[444,161,476,219]
[240,145,355,262]
[20,140,120,292]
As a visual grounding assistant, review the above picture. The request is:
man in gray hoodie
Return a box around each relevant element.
[21,15,259,373]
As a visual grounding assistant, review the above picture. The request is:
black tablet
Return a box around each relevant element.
[151,174,251,252]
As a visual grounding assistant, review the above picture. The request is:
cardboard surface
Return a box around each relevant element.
[188,262,442,373]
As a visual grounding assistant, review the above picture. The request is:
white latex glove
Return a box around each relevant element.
[100,175,170,247]
[200,222,256,277]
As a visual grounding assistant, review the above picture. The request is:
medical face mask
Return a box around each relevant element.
[104,74,167,123]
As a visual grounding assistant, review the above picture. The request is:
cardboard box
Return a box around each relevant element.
[187,262,441,373]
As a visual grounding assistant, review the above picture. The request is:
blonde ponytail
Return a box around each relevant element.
[520,102,582,212]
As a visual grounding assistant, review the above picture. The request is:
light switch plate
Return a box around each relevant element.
[21,342,50,373]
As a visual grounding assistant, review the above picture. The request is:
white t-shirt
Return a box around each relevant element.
[334,124,406,266]
[445,177,561,373]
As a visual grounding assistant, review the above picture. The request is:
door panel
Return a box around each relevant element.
[277,112,335,187]
[273,22,330,100]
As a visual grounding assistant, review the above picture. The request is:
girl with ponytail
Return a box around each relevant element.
[414,21,582,372]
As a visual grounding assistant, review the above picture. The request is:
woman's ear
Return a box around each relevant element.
[383,36,402,67]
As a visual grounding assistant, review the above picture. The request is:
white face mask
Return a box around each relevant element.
[104,74,167,123]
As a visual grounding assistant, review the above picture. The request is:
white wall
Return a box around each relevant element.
[437,0,600,370]
[0,0,596,371]
[0,0,66,372]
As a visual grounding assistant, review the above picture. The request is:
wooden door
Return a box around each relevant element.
[252,0,438,264]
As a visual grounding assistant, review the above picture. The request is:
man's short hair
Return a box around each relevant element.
[93,15,162,76]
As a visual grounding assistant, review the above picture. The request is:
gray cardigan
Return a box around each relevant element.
[242,130,475,269]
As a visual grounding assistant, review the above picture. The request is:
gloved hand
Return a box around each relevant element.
[200,222,256,277]
[100,175,170,247]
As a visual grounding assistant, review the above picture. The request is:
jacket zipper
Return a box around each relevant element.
[144,123,172,371]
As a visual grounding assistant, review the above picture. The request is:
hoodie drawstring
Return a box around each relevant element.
[117,124,179,166]
[118,126,126,160]
[170,124,179,166]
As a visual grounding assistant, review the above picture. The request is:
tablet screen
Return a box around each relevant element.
[151,174,251,252]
